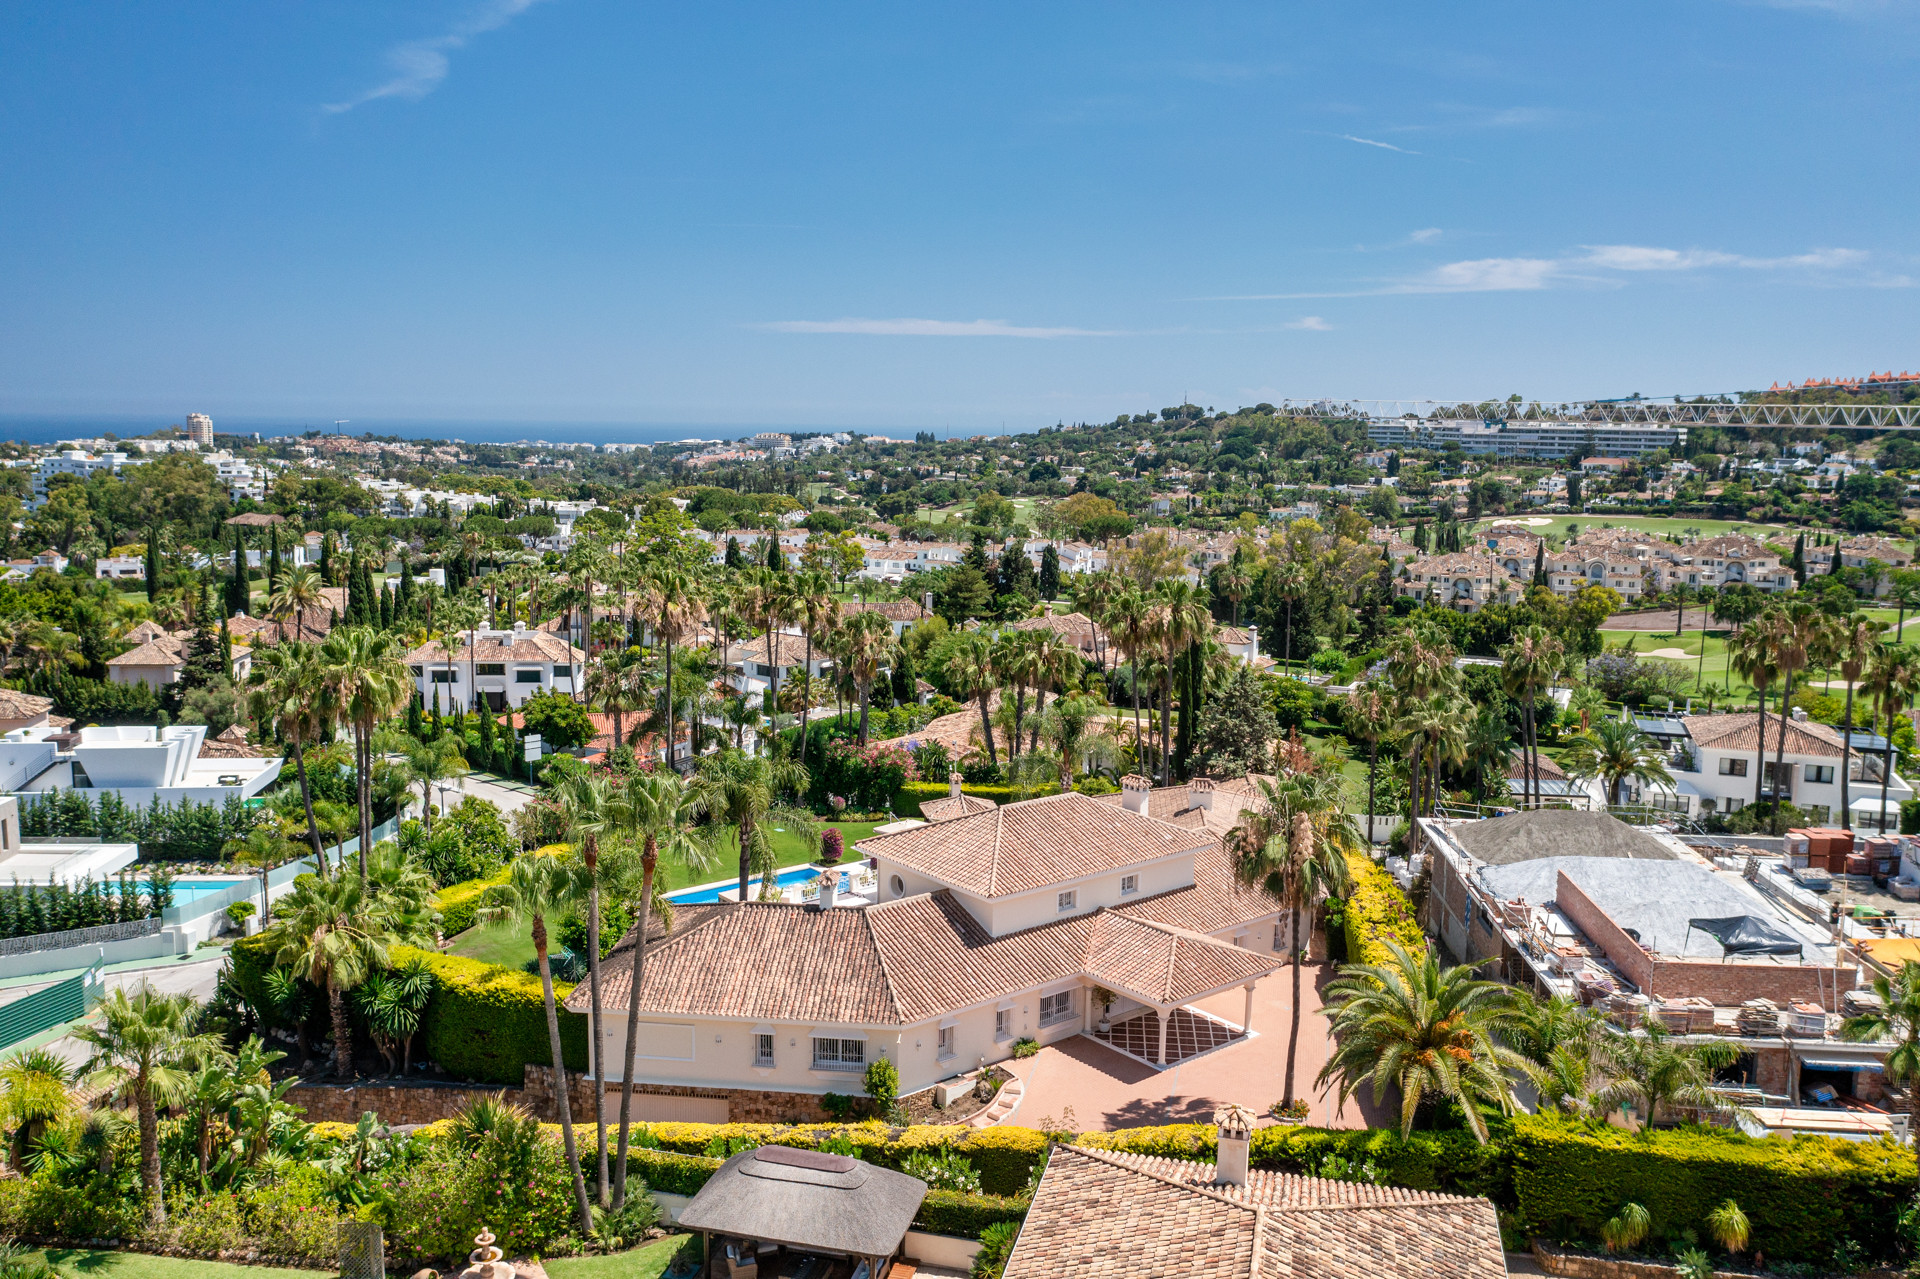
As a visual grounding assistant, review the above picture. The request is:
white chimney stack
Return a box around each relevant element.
[1188,777,1215,813]
[1121,774,1152,815]
[1214,1104,1253,1188]
[949,770,963,800]
[923,591,934,615]
[818,872,838,910]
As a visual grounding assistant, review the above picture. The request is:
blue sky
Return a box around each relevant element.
[2,1,1916,434]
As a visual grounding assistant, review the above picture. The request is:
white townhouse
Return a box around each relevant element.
[1642,710,1914,830]
[720,631,834,699]
[568,783,1287,1122]
[406,621,584,711]
[1397,551,1523,613]
[1020,539,1109,576]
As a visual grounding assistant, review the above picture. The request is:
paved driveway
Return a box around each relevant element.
[1006,963,1375,1133]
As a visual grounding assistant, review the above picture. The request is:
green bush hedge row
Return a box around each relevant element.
[1341,851,1426,966]
[434,864,515,936]
[230,936,588,1085]
[893,782,1058,816]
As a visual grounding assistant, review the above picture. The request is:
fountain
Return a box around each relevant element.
[463,1227,515,1279]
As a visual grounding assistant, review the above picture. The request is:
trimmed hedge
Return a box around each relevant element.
[914,1189,1030,1239]
[894,782,1058,816]
[435,864,515,937]
[1342,851,1425,965]
[1507,1114,1913,1264]
[229,936,588,1084]
[629,1148,724,1196]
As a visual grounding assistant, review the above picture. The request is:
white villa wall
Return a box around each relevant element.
[982,852,1197,936]
[1679,742,1910,823]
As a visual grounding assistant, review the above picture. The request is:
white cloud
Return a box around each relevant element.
[1408,228,1443,244]
[1337,134,1419,154]
[760,318,1119,338]
[1414,257,1564,292]
[324,0,549,114]
[1285,316,1333,330]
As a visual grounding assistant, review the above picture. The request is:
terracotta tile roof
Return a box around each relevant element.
[1006,611,1105,653]
[855,792,1215,899]
[1091,777,1271,836]
[919,792,999,822]
[564,889,1277,1025]
[0,688,54,719]
[1506,749,1567,781]
[225,614,274,637]
[406,630,583,665]
[1117,841,1281,937]
[199,724,265,759]
[842,600,932,623]
[124,620,172,644]
[1005,1145,1506,1279]
[870,699,1002,755]
[722,632,822,669]
[107,638,185,667]
[1681,711,1842,758]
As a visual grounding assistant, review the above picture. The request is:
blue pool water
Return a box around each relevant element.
[105,878,250,903]
[666,865,850,904]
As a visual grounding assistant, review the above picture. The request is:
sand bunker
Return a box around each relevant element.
[1643,648,1691,660]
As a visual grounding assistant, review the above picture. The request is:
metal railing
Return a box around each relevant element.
[0,916,161,958]
[161,817,398,927]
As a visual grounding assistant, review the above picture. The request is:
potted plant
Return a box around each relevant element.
[1268,1099,1310,1124]
[1091,986,1116,1034]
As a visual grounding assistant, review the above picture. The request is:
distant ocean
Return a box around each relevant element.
[0,415,961,448]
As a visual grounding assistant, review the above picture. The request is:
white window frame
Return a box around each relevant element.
[994,1007,1012,1041]
[810,1036,866,1072]
[1038,990,1074,1027]
[1805,764,1835,785]
[1120,874,1138,896]
[1057,890,1076,913]
[1719,757,1747,777]
[753,1033,775,1067]
[937,1025,956,1060]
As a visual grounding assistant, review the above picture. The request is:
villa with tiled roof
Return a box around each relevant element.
[564,787,1291,1122]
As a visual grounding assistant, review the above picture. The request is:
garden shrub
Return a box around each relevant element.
[1078,1124,1215,1160]
[0,1175,144,1243]
[1252,1124,1511,1202]
[162,1190,250,1253]
[957,1127,1050,1196]
[627,1148,723,1196]
[972,1219,1020,1279]
[913,1189,1028,1239]
[895,782,1057,816]
[433,864,514,936]
[247,1165,350,1259]
[375,1131,577,1263]
[1507,1114,1913,1264]
[1341,851,1425,965]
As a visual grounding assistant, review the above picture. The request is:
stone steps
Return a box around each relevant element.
[968,1075,1024,1128]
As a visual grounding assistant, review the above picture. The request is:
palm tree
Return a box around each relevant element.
[1865,646,1919,835]
[1151,579,1212,785]
[1824,613,1882,830]
[737,567,795,729]
[607,769,710,1208]
[222,823,293,928]
[585,645,646,751]
[1217,556,1252,627]
[248,643,336,876]
[1500,625,1565,810]
[1343,682,1395,838]
[1032,691,1119,792]
[1767,601,1821,832]
[323,625,413,877]
[480,854,594,1234]
[790,571,840,769]
[692,749,817,901]
[268,564,327,642]
[72,988,219,1221]
[1315,940,1522,1142]
[840,610,898,745]
[408,735,469,832]
[646,564,708,770]
[942,630,1001,767]
[1841,959,1920,1187]
[0,1048,75,1172]
[1591,1018,1742,1132]
[1730,615,1781,813]
[260,873,422,1077]
[1274,559,1307,672]
[1103,587,1152,762]
[552,770,619,1204]
[1562,718,1674,809]
[1226,771,1358,1107]
[433,598,481,714]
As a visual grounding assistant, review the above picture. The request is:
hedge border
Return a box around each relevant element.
[1342,850,1425,966]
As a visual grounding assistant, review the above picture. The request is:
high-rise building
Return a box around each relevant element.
[184,413,213,446]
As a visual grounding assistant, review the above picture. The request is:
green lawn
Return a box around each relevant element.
[547,1235,699,1279]
[21,1248,320,1279]
[1477,515,1794,549]
[448,919,537,970]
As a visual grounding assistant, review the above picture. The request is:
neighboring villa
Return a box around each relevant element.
[1539,531,1795,600]
[1656,709,1913,830]
[5,723,281,807]
[105,620,253,690]
[719,631,833,700]
[1395,551,1522,613]
[406,621,585,711]
[565,784,1289,1123]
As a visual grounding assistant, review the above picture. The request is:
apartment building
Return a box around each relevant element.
[1396,551,1523,613]
[1365,417,1686,459]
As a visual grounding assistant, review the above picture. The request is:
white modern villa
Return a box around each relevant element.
[406,622,585,711]
[566,780,1289,1123]
[5,724,282,808]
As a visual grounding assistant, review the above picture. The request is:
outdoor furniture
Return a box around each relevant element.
[723,1240,759,1278]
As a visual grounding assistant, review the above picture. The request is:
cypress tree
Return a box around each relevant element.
[476,702,496,769]
[726,537,744,569]
[1039,544,1061,600]
[1831,535,1844,576]
[319,532,332,584]
[219,614,232,678]
[765,534,784,571]
[1792,532,1806,585]
[268,525,282,586]
[1532,541,1547,588]
[145,531,159,602]
[230,527,249,616]
[407,692,424,741]
[381,583,395,631]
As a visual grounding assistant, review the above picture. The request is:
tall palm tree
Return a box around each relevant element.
[268,564,327,642]
[942,630,1000,767]
[323,625,413,877]
[552,770,619,1204]
[480,854,594,1234]
[1730,613,1782,814]
[737,567,795,730]
[1225,771,1358,1107]
[1217,556,1252,627]
[1767,600,1821,832]
[840,610,898,745]
[408,735,469,831]
[1274,559,1307,672]
[1500,625,1564,810]
[1025,628,1080,755]
[433,598,481,714]
[1151,579,1212,786]
[646,564,708,770]
[608,769,710,1209]
[261,873,421,1077]
[73,988,220,1221]
[585,645,645,751]
[0,1047,76,1172]
[1562,719,1675,809]
[1343,682,1395,838]
[1825,613,1883,830]
[248,643,336,876]
[1103,587,1152,762]
[692,749,816,901]
[563,541,610,658]
[991,629,1034,759]
[222,823,293,929]
[790,571,840,769]
[1841,959,1920,1187]
[1866,646,1919,835]
[1032,691,1119,792]
[1316,940,1522,1142]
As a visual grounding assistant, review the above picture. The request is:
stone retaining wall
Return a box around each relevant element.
[288,1066,838,1126]
[1530,1241,1899,1279]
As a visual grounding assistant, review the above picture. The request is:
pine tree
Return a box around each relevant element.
[181,576,225,691]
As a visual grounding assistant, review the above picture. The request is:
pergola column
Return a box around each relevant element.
[1156,1005,1170,1066]
[1242,982,1256,1036]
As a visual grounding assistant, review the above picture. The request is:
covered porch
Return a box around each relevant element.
[1078,913,1277,1070]
[1090,1001,1250,1068]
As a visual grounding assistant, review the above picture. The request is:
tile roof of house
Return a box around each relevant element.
[855,791,1215,898]
[722,632,823,669]
[0,688,54,719]
[1090,777,1271,836]
[1506,749,1568,781]
[199,725,266,758]
[842,600,932,622]
[870,698,1002,756]
[1114,841,1281,937]
[1005,611,1105,652]
[563,889,1277,1025]
[124,620,172,644]
[107,638,186,667]
[1682,711,1842,758]
[1004,1145,1506,1279]
[406,630,583,665]
[919,792,999,822]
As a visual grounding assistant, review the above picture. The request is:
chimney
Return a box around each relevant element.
[1245,625,1258,663]
[1188,777,1215,812]
[1792,706,1809,723]
[1214,1104,1253,1188]
[513,620,528,636]
[1120,774,1152,815]
[818,872,838,910]
[923,591,934,615]
[945,770,963,800]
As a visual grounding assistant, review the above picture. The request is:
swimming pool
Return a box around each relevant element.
[665,865,850,904]
[103,878,252,904]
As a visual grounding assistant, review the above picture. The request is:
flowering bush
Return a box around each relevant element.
[375,1129,577,1264]
[809,739,919,812]
[819,828,844,865]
